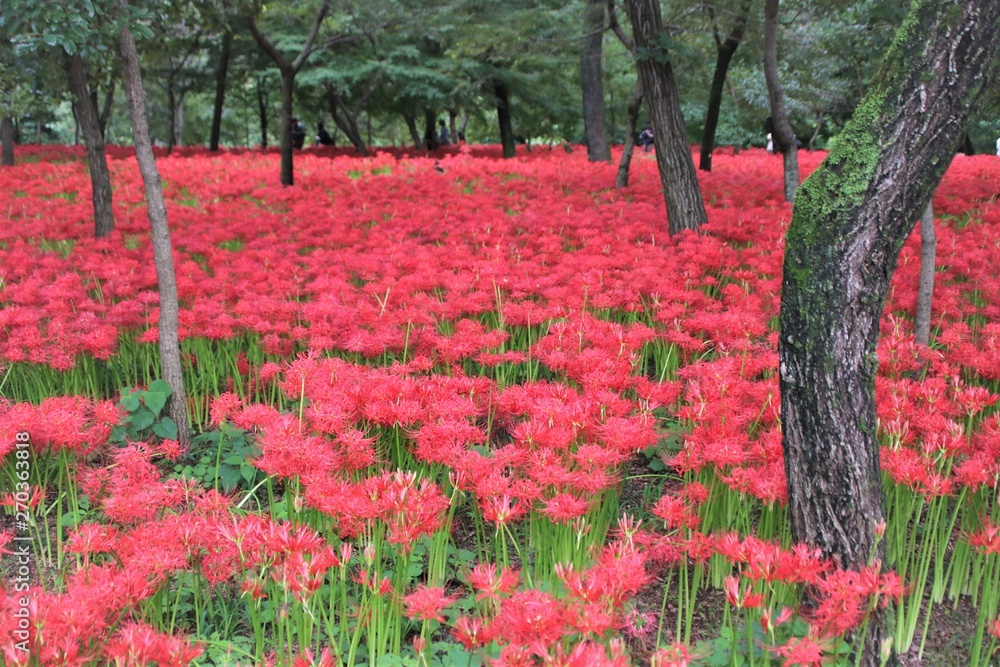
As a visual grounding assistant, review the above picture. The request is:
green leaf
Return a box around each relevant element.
[241,464,257,483]
[144,391,168,417]
[121,394,141,412]
[218,465,242,491]
[223,454,245,466]
[59,509,85,528]
[152,418,177,440]
[148,379,173,396]
[131,409,155,431]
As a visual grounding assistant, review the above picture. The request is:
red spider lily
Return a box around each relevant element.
[403,584,460,623]
[452,615,498,650]
[467,563,521,602]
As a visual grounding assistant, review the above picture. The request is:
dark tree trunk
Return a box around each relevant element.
[448,109,458,145]
[763,0,799,201]
[256,77,268,148]
[700,0,751,171]
[326,86,368,155]
[624,0,707,235]
[494,79,516,159]
[403,111,423,148]
[581,0,610,162]
[65,52,115,239]
[423,108,440,150]
[278,72,294,185]
[210,29,232,152]
[247,2,330,186]
[780,2,1000,665]
[459,112,470,142]
[166,82,176,154]
[616,81,643,188]
[118,18,191,447]
[915,203,936,347]
[1,117,13,166]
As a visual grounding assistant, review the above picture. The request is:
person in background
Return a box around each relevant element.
[638,122,654,152]
[766,132,774,153]
[438,120,450,146]
[316,122,333,146]
[291,117,306,149]
[996,135,1000,157]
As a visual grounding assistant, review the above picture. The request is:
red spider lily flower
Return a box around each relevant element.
[468,563,521,602]
[650,642,695,667]
[452,615,498,650]
[771,631,836,667]
[403,584,460,623]
[496,589,571,649]
[723,576,764,609]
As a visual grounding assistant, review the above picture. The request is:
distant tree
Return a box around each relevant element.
[763,0,798,201]
[624,0,708,234]
[247,1,331,185]
[699,0,751,171]
[581,0,610,162]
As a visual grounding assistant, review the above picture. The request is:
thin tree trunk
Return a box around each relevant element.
[167,82,176,154]
[808,111,824,151]
[763,0,799,201]
[256,77,268,148]
[174,90,185,148]
[624,0,707,234]
[423,108,439,150]
[700,0,751,171]
[403,111,422,148]
[209,30,232,152]
[459,112,470,142]
[915,203,936,347]
[326,86,368,155]
[494,78,516,159]
[780,3,1000,665]
[616,81,643,188]
[448,109,458,145]
[278,72,294,185]
[581,0,611,162]
[73,103,80,145]
[1,117,13,166]
[65,52,115,239]
[118,19,191,447]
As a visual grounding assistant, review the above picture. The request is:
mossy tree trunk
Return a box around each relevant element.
[763,0,798,201]
[624,0,707,234]
[581,0,610,162]
[780,2,1000,665]
[700,0,751,172]
[118,15,191,447]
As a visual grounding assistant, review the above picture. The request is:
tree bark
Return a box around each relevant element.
[494,78,516,158]
[616,81,643,188]
[423,108,440,151]
[581,0,611,162]
[780,2,1000,665]
[1,117,13,166]
[209,29,232,152]
[624,0,707,235]
[448,109,458,145]
[118,19,191,447]
[700,0,751,172]
[763,0,799,201]
[326,85,368,155]
[256,76,268,148]
[65,52,115,239]
[914,203,936,348]
[278,72,294,184]
[403,110,422,148]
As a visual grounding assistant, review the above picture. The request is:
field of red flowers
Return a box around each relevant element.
[1,144,999,666]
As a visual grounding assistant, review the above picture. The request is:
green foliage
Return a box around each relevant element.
[113,380,178,442]
[172,425,264,494]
